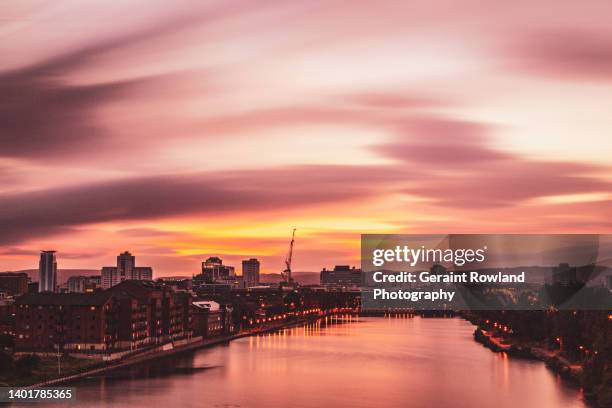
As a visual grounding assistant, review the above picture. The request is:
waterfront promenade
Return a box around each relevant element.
[23,309,356,388]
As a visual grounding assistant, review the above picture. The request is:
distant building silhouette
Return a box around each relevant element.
[242,258,260,287]
[39,250,57,292]
[67,275,102,293]
[0,272,29,296]
[199,257,235,284]
[552,263,577,285]
[28,282,38,293]
[430,264,447,275]
[102,251,153,289]
[156,276,192,291]
[320,265,362,289]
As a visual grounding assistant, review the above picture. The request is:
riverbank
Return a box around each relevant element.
[472,328,583,381]
[18,312,352,388]
[470,325,606,407]
[25,315,589,408]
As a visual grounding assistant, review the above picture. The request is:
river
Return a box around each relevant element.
[37,316,586,408]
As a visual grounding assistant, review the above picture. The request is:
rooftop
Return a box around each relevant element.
[192,300,220,311]
[106,279,168,300]
[0,272,29,277]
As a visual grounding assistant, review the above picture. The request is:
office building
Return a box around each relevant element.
[39,250,57,292]
[156,276,193,291]
[197,257,235,284]
[67,275,102,293]
[194,257,242,293]
[242,258,260,287]
[320,265,363,289]
[102,251,153,289]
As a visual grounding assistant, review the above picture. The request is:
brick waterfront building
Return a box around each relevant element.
[14,292,117,352]
[13,281,193,353]
[106,280,192,346]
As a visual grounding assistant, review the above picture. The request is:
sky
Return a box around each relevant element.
[1,0,612,276]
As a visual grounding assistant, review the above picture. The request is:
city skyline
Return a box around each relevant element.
[2,1,612,276]
[6,250,280,281]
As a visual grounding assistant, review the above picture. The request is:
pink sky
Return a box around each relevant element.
[1,1,612,275]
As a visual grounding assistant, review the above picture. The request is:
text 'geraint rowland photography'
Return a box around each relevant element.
[361,234,612,311]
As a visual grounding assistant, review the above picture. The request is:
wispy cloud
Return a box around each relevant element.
[1,0,612,274]
[509,30,612,80]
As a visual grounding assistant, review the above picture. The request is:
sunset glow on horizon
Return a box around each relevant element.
[1,1,612,276]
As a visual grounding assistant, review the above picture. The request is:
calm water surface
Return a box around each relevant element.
[40,316,586,408]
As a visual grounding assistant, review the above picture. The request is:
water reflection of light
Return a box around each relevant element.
[100,377,106,401]
[69,317,588,408]
[501,352,509,390]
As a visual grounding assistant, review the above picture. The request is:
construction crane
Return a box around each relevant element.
[281,228,296,284]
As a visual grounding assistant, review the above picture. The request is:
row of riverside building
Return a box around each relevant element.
[11,280,233,353]
[0,250,367,355]
[1,250,243,354]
